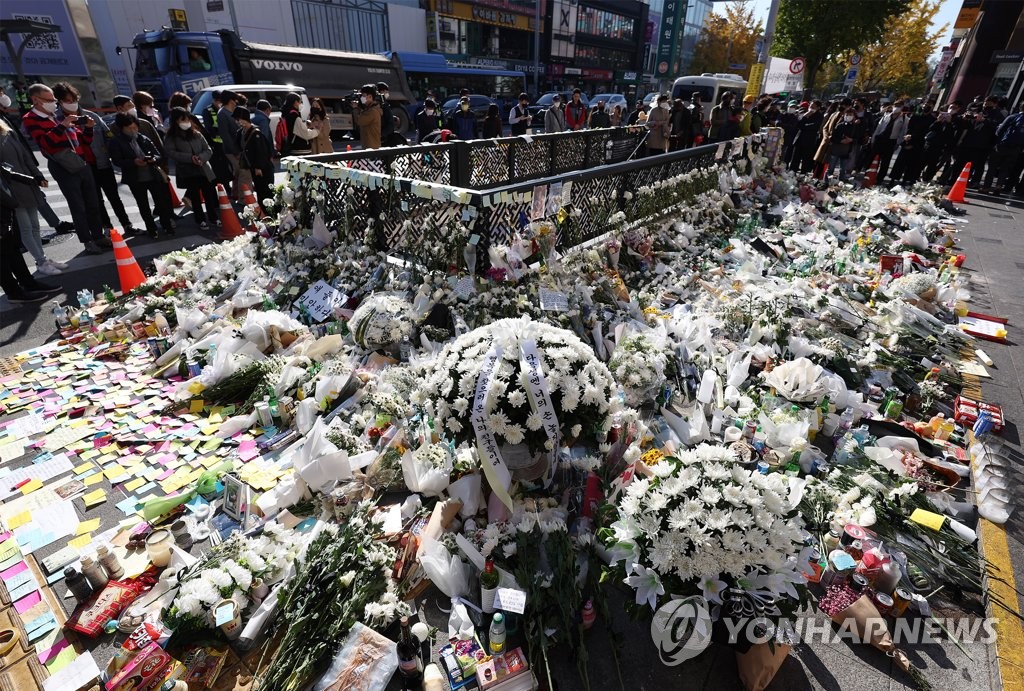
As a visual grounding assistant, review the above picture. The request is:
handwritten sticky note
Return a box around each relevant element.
[76,519,100,535]
[72,462,94,475]
[19,479,43,495]
[83,473,104,487]
[189,399,205,414]
[215,601,235,626]
[123,477,145,493]
[68,534,92,550]
[7,511,31,530]
[83,489,106,508]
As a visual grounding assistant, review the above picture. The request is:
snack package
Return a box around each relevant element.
[105,642,172,691]
[66,580,144,638]
[183,644,230,687]
[476,647,529,689]
[106,622,172,677]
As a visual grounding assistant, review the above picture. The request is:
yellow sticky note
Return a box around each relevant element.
[73,462,94,475]
[84,472,104,486]
[68,534,92,550]
[189,399,205,413]
[124,477,145,493]
[910,508,946,531]
[83,489,106,507]
[7,511,31,530]
[76,518,101,535]
[19,479,43,495]
[102,464,127,480]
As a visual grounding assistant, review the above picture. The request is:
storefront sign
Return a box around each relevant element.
[954,1,981,30]
[991,51,1024,63]
[168,9,188,31]
[207,0,224,11]
[551,0,577,60]
[564,67,581,76]
[655,0,686,78]
[432,0,534,31]
[583,68,613,81]
[933,47,954,84]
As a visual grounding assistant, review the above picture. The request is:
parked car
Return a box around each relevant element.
[588,93,628,114]
[442,94,496,125]
[641,92,661,109]
[528,91,591,129]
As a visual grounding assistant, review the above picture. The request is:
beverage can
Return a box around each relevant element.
[873,592,894,616]
[892,588,912,617]
[255,402,274,428]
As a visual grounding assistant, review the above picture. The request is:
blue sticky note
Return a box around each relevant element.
[25,612,57,641]
[116,496,141,515]
[214,601,234,626]
[135,481,157,496]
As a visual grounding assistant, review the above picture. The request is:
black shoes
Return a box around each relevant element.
[26,280,62,294]
[55,221,75,235]
[95,236,113,249]
[6,292,49,304]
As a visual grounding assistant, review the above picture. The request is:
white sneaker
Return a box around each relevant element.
[47,259,69,270]
[37,262,62,276]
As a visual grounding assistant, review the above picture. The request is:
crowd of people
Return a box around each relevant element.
[4,74,1024,304]
[0,81,290,303]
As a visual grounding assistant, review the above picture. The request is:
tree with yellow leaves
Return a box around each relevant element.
[691,0,763,78]
[854,0,947,95]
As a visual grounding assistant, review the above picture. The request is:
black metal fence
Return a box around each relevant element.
[287,129,772,271]
[300,126,649,189]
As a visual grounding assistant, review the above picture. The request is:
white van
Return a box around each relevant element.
[190,84,311,139]
[671,74,748,108]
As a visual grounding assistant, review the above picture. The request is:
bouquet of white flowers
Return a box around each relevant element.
[418,318,617,469]
[349,294,414,350]
[603,444,808,617]
[609,332,669,408]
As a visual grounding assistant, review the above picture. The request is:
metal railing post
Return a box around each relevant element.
[452,140,472,188]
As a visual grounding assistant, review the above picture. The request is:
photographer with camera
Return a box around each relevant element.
[108,112,174,238]
[355,85,383,150]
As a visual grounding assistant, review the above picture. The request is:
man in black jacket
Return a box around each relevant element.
[107,113,174,238]
[415,98,445,143]
[376,81,396,146]
[233,107,274,207]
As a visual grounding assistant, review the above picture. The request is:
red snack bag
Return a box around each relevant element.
[106,622,172,677]
[105,642,172,691]
[65,580,144,638]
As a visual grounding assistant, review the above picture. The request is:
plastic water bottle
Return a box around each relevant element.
[51,301,70,330]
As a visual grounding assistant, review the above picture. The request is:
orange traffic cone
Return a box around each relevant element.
[863,155,880,188]
[110,228,146,293]
[946,162,971,204]
[239,184,261,232]
[216,184,246,240]
[168,181,184,208]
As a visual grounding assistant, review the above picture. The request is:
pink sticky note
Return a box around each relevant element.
[0,560,28,582]
[37,636,70,665]
[14,590,42,614]
[158,469,173,480]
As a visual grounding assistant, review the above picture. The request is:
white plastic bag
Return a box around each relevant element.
[419,538,470,599]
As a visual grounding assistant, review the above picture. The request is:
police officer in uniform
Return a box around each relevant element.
[202,91,232,191]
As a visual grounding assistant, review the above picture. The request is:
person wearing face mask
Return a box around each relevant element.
[566,88,587,131]
[827,107,858,180]
[509,92,532,136]
[737,95,756,136]
[281,92,316,156]
[22,83,109,255]
[708,92,734,142]
[889,104,935,185]
[251,100,274,150]
[869,101,902,183]
[668,99,690,150]
[688,92,706,143]
[108,112,174,238]
[376,82,396,146]
[216,91,246,200]
[851,99,874,172]
[233,107,274,207]
[778,101,799,164]
[814,98,851,175]
[163,107,219,230]
[415,98,445,143]
[788,100,823,173]
[132,91,163,131]
[645,94,671,156]
[355,85,383,149]
[447,96,479,140]
[53,82,139,238]
[545,95,566,133]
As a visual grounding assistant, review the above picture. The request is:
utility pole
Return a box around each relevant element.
[758,0,781,95]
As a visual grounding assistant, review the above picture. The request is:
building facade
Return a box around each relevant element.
[424,0,541,76]
[643,0,713,91]
[937,0,1024,109]
[546,0,648,96]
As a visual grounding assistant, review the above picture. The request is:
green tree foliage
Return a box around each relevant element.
[772,0,912,94]
[691,1,764,78]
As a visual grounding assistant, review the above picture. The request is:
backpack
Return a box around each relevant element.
[274,115,288,155]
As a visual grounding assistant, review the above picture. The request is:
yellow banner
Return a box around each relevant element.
[746,64,765,98]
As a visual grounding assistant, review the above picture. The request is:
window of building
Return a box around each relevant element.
[576,7,635,41]
[575,45,634,69]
